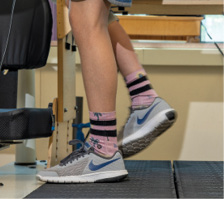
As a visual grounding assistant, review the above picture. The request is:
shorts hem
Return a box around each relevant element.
[108,0,132,7]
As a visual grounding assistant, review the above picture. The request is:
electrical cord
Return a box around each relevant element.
[0,0,17,73]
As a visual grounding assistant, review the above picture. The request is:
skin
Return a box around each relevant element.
[68,0,143,112]
[69,0,117,112]
[108,20,142,77]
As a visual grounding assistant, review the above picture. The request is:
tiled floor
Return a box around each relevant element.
[0,161,46,198]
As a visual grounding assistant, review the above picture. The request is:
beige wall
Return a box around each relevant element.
[77,64,223,161]
[1,45,223,167]
[75,45,223,161]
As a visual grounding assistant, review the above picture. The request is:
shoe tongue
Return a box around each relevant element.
[84,141,91,149]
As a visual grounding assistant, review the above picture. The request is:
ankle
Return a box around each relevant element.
[132,95,158,109]
[89,111,118,156]
[125,69,158,108]
[89,134,118,157]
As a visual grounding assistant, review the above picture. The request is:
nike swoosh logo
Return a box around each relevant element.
[137,102,160,125]
[89,158,120,171]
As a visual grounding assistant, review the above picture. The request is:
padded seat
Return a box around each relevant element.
[0,0,54,142]
[0,108,53,140]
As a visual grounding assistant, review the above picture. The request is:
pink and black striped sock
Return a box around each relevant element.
[89,111,118,157]
[125,69,158,109]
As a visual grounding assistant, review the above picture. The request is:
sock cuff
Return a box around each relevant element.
[89,111,116,121]
[125,69,147,84]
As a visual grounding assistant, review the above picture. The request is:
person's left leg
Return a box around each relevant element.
[68,0,120,158]
[108,16,177,158]
[108,18,158,109]
[37,0,128,183]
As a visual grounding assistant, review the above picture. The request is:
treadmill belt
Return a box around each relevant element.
[173,161,223,198]
[25,160,177,198]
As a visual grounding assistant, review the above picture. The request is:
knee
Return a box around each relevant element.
[69,11,107,39]
[69,2,109,37]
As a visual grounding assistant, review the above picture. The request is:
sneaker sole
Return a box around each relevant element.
[36,170,128,183]
[120,109,177,158]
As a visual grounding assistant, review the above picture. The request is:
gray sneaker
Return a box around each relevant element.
[37,140,128,183]
[118,97,177,158]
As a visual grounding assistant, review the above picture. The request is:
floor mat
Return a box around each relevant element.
[173,161,223,198]
[25,160,176,198]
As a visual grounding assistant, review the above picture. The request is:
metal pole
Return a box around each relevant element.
[73,96,83,151]
[15,70,36,165]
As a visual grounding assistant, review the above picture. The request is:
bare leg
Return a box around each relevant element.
[36,1,128,184]
[108,20,142,77]
[108,20,176,160]
[69,0,117,112]
[69,0,119,156]
[108,20,158,109]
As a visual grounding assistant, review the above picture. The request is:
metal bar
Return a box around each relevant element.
[73,96,83,151]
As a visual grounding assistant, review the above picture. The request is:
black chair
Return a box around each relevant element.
[0,0,54,145]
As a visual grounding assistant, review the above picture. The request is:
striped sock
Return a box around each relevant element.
[89,111,118,157]
[125,69,158,109]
